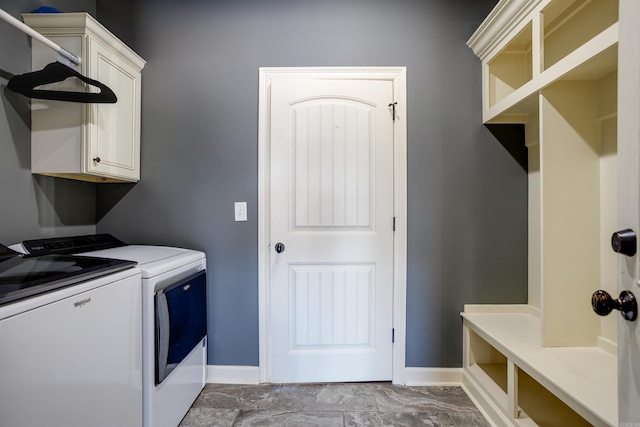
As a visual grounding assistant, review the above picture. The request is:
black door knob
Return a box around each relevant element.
[611,229,636,256]
[592,289,638,321]
[275,242,285,254]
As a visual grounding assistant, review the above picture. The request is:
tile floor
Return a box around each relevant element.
[179,382,490,426]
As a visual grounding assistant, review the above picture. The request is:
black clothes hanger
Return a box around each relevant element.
[7,61,117,104]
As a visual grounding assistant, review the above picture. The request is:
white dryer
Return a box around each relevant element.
[19,235,208,427]
[80,244,207,427]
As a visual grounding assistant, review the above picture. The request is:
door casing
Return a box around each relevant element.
[257,67,407,384]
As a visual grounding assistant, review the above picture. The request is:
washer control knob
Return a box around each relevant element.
[611,229,636,256]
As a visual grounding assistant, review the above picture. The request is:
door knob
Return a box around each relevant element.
[592,289,638,321]
[611,229,636,256]
[274,242,285,254]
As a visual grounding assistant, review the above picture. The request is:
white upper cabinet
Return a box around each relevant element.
[23,13,146,183]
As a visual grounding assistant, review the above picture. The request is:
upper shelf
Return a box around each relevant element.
[468,0,619,123]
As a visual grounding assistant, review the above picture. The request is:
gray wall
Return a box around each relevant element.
[0,0,97,244]
[0,0,529,369]
[96,0,528,368]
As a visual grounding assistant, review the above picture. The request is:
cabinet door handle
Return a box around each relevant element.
[93,157,101,163]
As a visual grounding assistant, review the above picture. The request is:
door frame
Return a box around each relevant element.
[257,67,407,384]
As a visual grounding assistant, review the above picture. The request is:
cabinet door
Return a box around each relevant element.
[85,37,141,181]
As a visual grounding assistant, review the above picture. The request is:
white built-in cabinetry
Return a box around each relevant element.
[464,0,620,425]
[23,13,146,183]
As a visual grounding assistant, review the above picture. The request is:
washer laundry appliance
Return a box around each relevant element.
[0,243,141,427]
[21,235,208,427]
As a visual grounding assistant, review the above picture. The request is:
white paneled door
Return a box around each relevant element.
[268,77,395,383]
[618,0,640,424]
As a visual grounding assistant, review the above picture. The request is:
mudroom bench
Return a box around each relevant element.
[461,305,616,427]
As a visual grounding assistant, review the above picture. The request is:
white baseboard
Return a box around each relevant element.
[206,365,260,385]
[206,365,462,386]
[404,367,463,386]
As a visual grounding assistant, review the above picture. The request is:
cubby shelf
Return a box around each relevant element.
[484,23,618,123]
[465,0,621,424]
[462,307,616,427]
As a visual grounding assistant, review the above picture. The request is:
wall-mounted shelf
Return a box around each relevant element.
[471,0,619,124]
[483,23,618,123]
[487,22,533,109]
[542,0,618,71]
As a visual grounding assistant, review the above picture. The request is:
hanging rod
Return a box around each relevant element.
[0,8,80,66]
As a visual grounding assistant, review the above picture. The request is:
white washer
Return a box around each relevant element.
[0,265,143,427]
[81,245,207,427]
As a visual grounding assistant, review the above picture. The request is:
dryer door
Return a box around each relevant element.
[155,270,206,384]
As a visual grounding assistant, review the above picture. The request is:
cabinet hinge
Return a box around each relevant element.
[388,102,397,122]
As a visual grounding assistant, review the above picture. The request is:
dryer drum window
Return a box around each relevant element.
[155,270,207,385]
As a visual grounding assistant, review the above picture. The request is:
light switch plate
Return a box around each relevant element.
[234,202,247,221]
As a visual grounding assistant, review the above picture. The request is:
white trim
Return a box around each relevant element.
[462,303,541,318]
[206,365,260,385]
[257,67,272,384]
[206,365,469,389]
[257,66,408,385]
[466,0,545,60]
[404,367,463,386]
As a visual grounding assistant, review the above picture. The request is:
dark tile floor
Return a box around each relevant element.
[179,382,490,426]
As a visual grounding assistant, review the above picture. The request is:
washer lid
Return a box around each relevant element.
[0,254,136,306]
[78,245,205,278]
